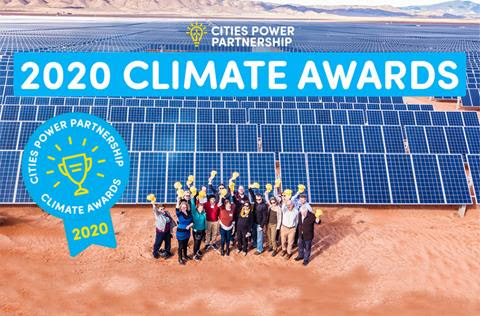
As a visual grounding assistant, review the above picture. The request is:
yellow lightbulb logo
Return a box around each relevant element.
[186,22,207,48]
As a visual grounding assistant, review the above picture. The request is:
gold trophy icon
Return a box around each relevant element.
[58,153,92,196]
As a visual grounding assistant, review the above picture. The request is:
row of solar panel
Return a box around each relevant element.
[2,150,476,205]
[461,88,480,107]
[2,105,477,127]
[280,153,474,205]
[0,95,432,111]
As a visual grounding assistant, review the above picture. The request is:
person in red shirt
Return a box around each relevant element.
[218,198,236,256]
[204,194,220,251]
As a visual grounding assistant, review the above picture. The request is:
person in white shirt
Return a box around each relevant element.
[280,200,299,260]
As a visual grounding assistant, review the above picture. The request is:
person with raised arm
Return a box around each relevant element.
[218,190,236,256]
[264,184,282,257]
[248,182,268,255]
[236,202,254,256]
[280,199,300,260]
[295,208,322,266]
[175,193,194,265]
[148,194,176,260]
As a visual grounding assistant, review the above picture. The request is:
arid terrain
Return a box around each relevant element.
[1,204,479,315]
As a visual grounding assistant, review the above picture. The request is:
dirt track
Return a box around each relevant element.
[1,205,479,315]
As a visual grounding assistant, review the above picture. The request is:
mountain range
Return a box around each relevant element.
[0,0,479,19]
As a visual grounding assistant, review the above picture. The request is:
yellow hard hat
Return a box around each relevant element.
[275,178,282,188]
[146,193,156,202]
[265,183,273,193]
[174,181,182,190]
[251,182,260,189]
[232,172,240,180]
[315,209,324,218]
[210,170,217,178]
[198,190,206,200]
[186,175,195,185]
[297,184,306,193]
[189,186,197,196]
[220,188,228,197]
[177,189,185,198]
[283,189,293,197]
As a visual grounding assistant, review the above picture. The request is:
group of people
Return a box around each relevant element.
[149,171,322,266]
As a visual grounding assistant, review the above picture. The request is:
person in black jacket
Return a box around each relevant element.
[249,187,268,255]
[236,202,253,256]
[294,206,321,266]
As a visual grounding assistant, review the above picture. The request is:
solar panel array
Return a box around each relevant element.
[1,20,479,205]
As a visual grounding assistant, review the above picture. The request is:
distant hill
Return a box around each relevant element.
[0,0,479,19]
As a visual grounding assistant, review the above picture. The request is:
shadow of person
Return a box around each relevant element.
[309,209,368,261]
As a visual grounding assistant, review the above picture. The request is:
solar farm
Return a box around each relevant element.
[1,19,479,207]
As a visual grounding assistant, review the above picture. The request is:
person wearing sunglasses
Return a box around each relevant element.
[152,202,176,259]
[264,192,282,257]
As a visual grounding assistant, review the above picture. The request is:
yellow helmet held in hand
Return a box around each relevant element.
[177,189,185,198]
[283,189,293,198]
[197,190,206,200]
[275,178,282,188]
[174,181,182,190]
[228,181,235,193]
[189,186,197,196]
[265,183,272,193]
[220,188,228,197]
[146,193,156,202]
[210,170,217,178]
[232,172,240,180]
[186,175,195,186]
[315,209,324,218]
[297,184,306,193]
[251,182,260,189]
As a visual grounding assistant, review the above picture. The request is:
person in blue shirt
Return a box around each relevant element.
[176,197,193,265]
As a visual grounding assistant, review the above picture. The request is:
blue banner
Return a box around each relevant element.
[14,52,466,97]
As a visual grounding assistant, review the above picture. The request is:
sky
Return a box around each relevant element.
[259,0,480,7]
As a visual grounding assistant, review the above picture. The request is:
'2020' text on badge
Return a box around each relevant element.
[22,113,130,256]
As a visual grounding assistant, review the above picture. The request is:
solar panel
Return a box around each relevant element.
[444,127,468,155]
[347,110,365,125]
[343,125,364,153]
[425,126,449,154]
[464,127,480,154]
[163,108,179,123]
[179,108,195,123]
[214,109,229,124]
[437,155,471,204]
[0,122,19,150]
[383,126,405,153]
[249,109,265,124]
[128,107,145,122]
[412,154,444,204]
[230,109,247,124]
[299,109,315,124]
[386,154,418,204]
[382,111,400,125]
[118,152,139,203]
[1,105,19,120]
[197,108,213,124]
[222,153,249,190]
[282,109,299,124]
[132,123,153,151]
[302,125,323,152]
[431,111,448,126]
[175,124,195,151]
[166,152,194,203]
[266,109,282,124]
[261,125,281,153]
[363,125,385,153]
[280,153,308,197]
[138,152,167,203]
[235,124,257,152]
[248,153,276,187]
[446,112,464,126]
[217,124,237,152]
[415,111,432,126]
[323,125,343,152]
[406,126,429,153]
[195,152,221,190]
[467,155,480,201]
[153,123,174,151]
[0,151,20,203]
[110,106,127,122]
[366,110,383,125]
[281,125,302,152]
[360,154,391,204]
[307,153,337,203]
[399,111,415,126]
[315,110,332,124]
[462,112,480,126]
[332,110,348,125]
[196,124,216,151]
[334,154,364,203]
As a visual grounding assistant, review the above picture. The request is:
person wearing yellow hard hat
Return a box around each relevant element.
[294,205,322,266]
[151,195,176,260]
[248,182,269,255]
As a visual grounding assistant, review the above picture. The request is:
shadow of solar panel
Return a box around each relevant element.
[138,152,167,204]
[0,151,19,203]
[334,154,364,203]
[363,125,385,153]
[217,125,237,152]
[307,153,336,203]
[280,153,307,198]
[222,153,248,190]
[118,152,138,203]
[386,154,418,204]
[360,154,390,204]
[412,154,444,204]
[195,152,221,192]
[132,123,153,151]
[323,125,343,153]
[281,125,302,152]
[302,125,322,152]
[166,152,194,203]
[383,126,405,153]
[343,125,364,153]
[426,127,449,154]
[248,153,276,188]
[196,124,216,151]
[445,127,468,155]
[438,155,471,204]
[261,125,281,153]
